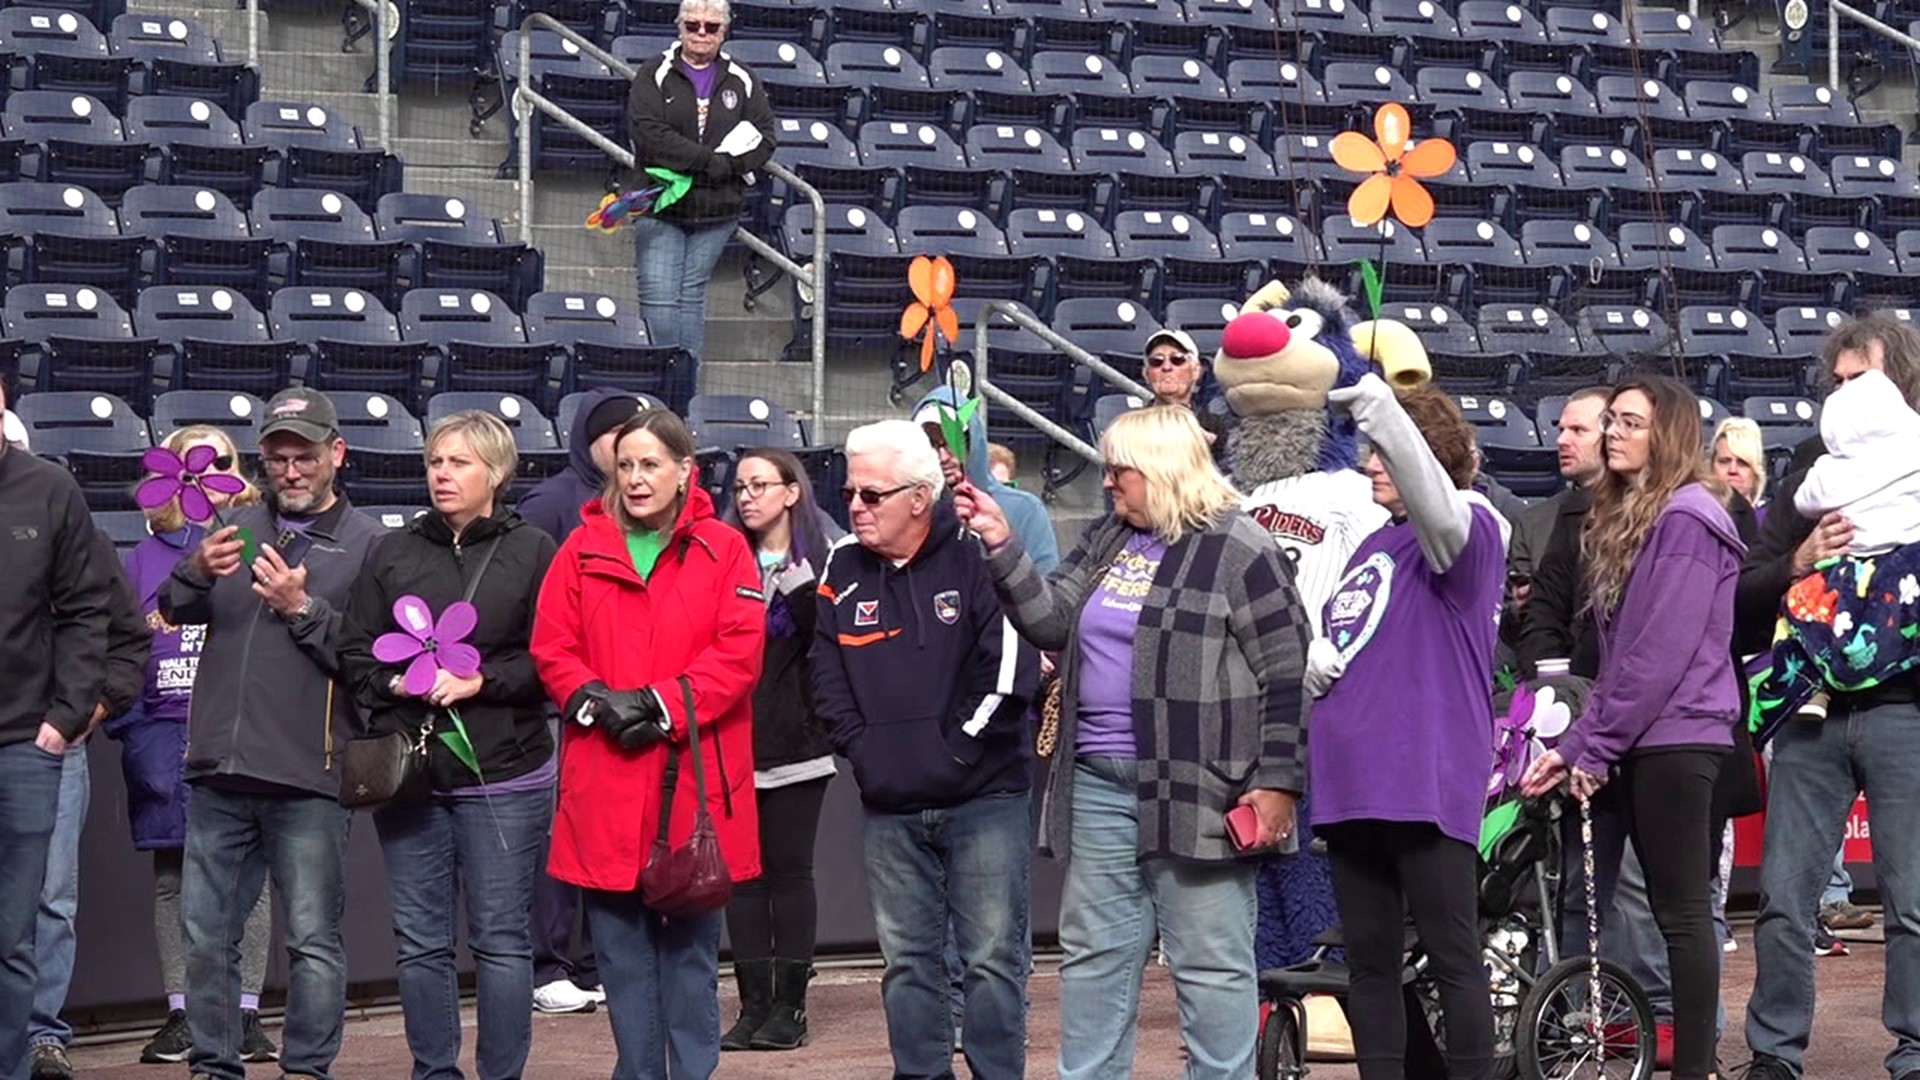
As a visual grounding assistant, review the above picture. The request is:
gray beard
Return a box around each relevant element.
[1229,412,1327,487]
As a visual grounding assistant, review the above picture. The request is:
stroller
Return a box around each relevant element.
[1255,682,1660,1080]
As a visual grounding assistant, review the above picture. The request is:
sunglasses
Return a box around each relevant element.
[209,454,234,471]
[841,483,913,506]
[682,19,724,33]
[1147,352,1190,369]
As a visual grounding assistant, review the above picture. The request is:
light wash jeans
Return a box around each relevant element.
[864,790,1031,1080]
[630,213,733,399]
[1057,756,1259,1080]
[1746,701,1920,1077]
[26,743,89,1049]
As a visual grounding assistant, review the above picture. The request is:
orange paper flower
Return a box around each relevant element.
[900,255,961,372]
[1330,102,1456,229]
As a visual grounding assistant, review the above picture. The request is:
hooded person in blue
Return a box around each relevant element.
[913,387,1060,575]
[517,389,649,545]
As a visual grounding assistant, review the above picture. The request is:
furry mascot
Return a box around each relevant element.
[1213,278,1430,982]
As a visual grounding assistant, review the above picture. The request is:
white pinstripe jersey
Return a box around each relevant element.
[1240,470,1390,636]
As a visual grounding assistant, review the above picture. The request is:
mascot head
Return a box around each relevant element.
[1214,277,1372,482]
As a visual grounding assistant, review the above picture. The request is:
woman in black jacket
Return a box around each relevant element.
[718,448,841,1052]
[625,0,777,389]
[338,410,558,1080]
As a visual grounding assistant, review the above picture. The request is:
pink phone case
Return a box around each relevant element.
[1225,804,1260,851]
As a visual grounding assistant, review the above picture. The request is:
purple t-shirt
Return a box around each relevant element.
[1074,530,1166,759]
[681,59,719,137]
[125,529,205,725]
[1309,504,1505,846]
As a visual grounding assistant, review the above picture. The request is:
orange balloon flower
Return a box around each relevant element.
[900,255,961,372]
[1330,102,1457,229]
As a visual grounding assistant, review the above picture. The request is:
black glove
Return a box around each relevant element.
[563,681,613,727]
[600,688,672,752]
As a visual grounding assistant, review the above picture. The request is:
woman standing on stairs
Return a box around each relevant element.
[719,448,842,1051]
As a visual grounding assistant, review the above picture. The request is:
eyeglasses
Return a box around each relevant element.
[1601,412,1649,434]
[841,483,913,506]
[682,19,724,33]
[1103,462,1138,482]
[262,451,325,474]
[733,478,792,499]
[1147,352,1190,369]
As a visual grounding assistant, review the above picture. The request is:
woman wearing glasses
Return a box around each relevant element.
[625,0,777,390]
[954,406,1311,1080]
[532,408,766,1080]
[1142,329,1230,466]
[1523,376,1744,1080]
[118,427,279,1065]
[718,449,843,1051]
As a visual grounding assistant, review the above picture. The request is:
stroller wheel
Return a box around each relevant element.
[1515,957,1656,1080]
[1257,1000,1307,1080]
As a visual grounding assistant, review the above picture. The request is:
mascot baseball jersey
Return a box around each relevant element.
[1242,470,1389,635]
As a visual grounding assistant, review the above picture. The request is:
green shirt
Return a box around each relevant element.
[625,528,667,581]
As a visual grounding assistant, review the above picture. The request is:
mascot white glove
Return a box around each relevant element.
[1305,636,1347,698]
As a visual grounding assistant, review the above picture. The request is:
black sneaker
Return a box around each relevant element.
[241,1009,280,1062]
[142,1008,194,1063]
[1812,922,1851,957]
[28,1045,72,1080]
[1743,1054,1795,1079]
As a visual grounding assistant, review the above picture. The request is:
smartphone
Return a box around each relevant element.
[272,529,314,569]
[1225,804,1261,851]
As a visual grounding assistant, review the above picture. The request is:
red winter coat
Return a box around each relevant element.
[532,487,765,891]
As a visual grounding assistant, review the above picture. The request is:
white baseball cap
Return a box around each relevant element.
[1144,328,1199,360]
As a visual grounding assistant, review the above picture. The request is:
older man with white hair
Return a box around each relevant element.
[810,419,1040,1080]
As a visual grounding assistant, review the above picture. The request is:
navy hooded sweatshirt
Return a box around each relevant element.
[516,388,636,543]
[810,498,1041,812]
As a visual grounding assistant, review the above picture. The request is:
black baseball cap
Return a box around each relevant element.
[259,388,340,444]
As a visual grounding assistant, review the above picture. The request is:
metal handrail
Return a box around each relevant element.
[1829,0,1920,90]
[970,302,1156,467]
[512,15,829,422]
[247,0,391,149]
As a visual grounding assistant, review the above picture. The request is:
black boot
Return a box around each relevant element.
[750,959,814,1050]
[721,959,774,1051]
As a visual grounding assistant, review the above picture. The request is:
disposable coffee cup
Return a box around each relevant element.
[1537,659,1571,678]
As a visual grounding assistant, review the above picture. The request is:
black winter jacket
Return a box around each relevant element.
[626,44,778,227]
[338,507,558,792]
[0,445,115,744]
[94,530,152,721]
[749,546,836,773]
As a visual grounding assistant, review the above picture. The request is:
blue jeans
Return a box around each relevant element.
[631,214,734,388]
[375,787,552,1080]
[0,742,65,1080]
[1747,702,1920,1076]
[1823,846,1855,907]
[864,791,1031,1080]
[27,743,89,1048]
[583,890,722,1080]
[1057,757,1258,1080]
[183,786,351,1080]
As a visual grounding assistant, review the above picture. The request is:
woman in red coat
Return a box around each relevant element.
[532,408,765,1080]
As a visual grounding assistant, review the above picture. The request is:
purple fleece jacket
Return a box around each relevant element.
[1556,483,1745,774]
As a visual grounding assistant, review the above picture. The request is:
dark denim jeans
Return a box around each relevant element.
[863,791,1031,1080]
[1747,702,1920,1077]
[375,787,551,1080]
[0,741,64,1080]
[583,890,723,1080]
[22,742,87,1049]
[183,786,350,1080]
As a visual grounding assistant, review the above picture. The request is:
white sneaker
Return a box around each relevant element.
[583,984,607,1004]
[533,979,599,1013]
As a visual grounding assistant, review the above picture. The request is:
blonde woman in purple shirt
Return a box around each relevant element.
[1305,378,1510,1080]
[1523,375,1744,1080]
[955,406,1312,1080]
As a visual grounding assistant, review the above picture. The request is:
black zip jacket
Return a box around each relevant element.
[751,555,835,772]
[626,43,778,227]
[811,499,1040,812]
[338,507,558,792]
[0,446,114,744]
[95,530,151,720]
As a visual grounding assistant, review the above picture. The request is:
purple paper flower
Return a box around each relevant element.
[372,595,481,696]
[136,444,246,524]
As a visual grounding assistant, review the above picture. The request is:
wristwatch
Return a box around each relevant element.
[286,596,316,623]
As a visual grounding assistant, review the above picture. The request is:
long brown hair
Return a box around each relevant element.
[1579,376,1722,613]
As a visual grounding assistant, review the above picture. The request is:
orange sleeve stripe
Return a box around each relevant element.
[817,582,836,603]
[836,629,903,647]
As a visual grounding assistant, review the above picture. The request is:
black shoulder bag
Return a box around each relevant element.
[339,537,502,809]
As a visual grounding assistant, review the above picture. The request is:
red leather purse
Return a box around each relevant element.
[640,675,733,918]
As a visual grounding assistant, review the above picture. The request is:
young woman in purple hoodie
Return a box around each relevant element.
[1524,375,1746,1080]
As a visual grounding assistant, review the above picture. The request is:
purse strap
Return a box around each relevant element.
[653,675,714,848]
[460,536,502,604]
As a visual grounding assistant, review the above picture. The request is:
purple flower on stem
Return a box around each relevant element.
[136,444,246,525]
[372,595,481,696]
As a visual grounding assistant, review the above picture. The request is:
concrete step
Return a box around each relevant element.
[260,48,377,97]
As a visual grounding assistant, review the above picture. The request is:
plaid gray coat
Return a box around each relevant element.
[987,510,1312,863]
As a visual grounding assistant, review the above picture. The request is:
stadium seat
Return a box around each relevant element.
[1617,222,1716,272]
[1652,148,1744,194]
[1677,305,1776,356]
[965,123,1073,172]
[686,393,805,451]
[825,42,933,91]
[1005,207,1117,259]
[1740,151,1833,197]
[13,388,150,508]
[1829,154,1920,199]
[400,287,557,406]
[1422,218,1525,268]
[132,284,279,391]
[858,120,969,171]
[1521,220,1620,267]
[150,388,263,444]
[1576,305,1673,357]
[1802,226,1900,276]
[121,185,272,305]
[330,390,428,505]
